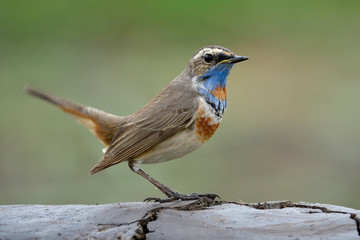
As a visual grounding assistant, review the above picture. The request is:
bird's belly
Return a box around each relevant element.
[134,127,203,164]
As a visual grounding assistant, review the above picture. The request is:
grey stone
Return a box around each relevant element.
[0,200,358,239]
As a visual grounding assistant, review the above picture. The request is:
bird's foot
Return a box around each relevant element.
[144,192,220,203]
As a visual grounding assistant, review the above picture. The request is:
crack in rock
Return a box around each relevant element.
[90,199,222,239]
[91,219,143,239]
[133,198,222,239]
[134,208,159,239]
[350,214,360,236]
[243,200,360,236]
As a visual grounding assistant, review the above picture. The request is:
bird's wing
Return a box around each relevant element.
[89,88,198,174]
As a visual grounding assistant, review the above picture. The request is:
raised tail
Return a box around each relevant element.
[24,86,125,146]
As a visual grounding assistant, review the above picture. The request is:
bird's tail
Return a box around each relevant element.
[24,86,125,146]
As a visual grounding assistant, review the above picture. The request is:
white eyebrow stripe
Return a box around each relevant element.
[192,48,232,61]
[193,49,208,60]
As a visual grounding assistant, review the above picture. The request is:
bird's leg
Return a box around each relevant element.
[128,161,180,199]
[128,162,219,203]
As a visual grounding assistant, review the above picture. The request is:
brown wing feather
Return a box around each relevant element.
[88,85,197,174]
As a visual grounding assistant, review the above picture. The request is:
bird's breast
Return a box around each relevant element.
[195,98,221,143]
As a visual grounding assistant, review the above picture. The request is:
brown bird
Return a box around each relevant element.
[25,46,248,202]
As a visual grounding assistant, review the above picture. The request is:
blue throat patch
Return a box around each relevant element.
[198,64,232,117]
[201,63,231,90]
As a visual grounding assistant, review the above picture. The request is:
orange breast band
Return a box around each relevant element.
[195,106,220,143]
[211,86,227,101]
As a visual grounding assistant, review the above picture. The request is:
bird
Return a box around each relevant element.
[24,45,248,202]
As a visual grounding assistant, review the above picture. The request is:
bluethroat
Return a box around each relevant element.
[25,46,248,202]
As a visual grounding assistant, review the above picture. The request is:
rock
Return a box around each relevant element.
[0,200,359,239]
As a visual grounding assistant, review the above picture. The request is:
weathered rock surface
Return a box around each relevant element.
[0,199,359,239]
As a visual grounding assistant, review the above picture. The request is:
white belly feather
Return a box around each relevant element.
[134,127,203,164]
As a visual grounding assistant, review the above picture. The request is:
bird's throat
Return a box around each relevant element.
[201,64,230,91]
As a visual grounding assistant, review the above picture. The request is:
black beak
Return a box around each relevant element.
[230,55,249,63]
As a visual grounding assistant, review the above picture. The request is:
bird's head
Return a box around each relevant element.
[187,46,248,96]
[188,46,248,80]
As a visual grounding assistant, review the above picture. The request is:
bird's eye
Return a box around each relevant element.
[203,53,213,63]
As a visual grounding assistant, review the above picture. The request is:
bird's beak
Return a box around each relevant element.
[229,55,249,64]
[218,55,249,64]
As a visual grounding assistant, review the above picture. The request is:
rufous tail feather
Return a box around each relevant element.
[24,86,124,146]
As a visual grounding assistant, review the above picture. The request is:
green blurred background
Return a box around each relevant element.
[1,0,359,209]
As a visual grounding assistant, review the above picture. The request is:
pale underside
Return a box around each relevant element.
[133,126,202,164]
